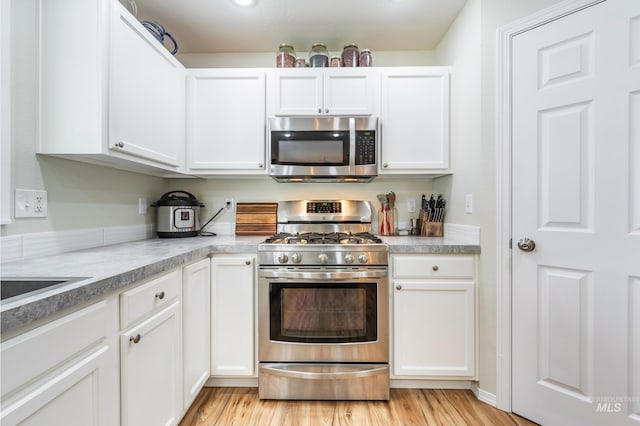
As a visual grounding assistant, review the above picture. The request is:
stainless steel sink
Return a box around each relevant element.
[0,277,90,302]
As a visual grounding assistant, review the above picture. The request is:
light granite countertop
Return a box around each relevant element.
[1,235,479,335]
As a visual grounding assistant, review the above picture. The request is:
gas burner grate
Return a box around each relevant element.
[263,232,382,245]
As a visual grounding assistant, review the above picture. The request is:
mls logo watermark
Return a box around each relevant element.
[596,402,622,413]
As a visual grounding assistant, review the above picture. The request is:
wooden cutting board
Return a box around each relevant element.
[235,203,277,235]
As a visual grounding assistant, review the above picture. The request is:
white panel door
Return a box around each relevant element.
[512,1,640,424]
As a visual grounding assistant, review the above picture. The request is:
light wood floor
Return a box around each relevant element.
[180,387,537,426]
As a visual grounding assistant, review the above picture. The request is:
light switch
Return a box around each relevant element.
[465,194,473,214]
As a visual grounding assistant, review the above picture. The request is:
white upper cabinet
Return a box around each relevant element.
[186,69,266,174]
[37,0,186,176]
[109,4,185,169]
[380,67,450,174]
[268,68,378,116]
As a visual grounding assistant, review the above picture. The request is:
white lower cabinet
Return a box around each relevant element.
[210,255,255,376]
[0,299,119,426]
[120,270,183,426]
[391,255,476,379]
[182,258,211,409]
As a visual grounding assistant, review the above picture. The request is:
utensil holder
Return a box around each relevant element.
[378,206,397,236]
[418,220,444,237]
[426,222,443,237]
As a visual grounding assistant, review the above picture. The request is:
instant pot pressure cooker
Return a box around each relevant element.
[152,191,205,238]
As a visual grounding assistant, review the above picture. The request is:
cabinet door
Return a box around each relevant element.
[186,70,266,173]
[109,2,185,170]
[393,281,475,377]
[380,68,450,173]
[1,344,118,426]
[270,70,323,116]
[1,300,118,426]
[324,69,377,116]
[210,256,255,376]
[182,259,211,409]
[121,301,182,426]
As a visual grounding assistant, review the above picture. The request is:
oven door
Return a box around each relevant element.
[258,267,389,363]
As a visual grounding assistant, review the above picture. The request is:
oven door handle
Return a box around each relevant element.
[259,269,388,280]
[260,364,388,381]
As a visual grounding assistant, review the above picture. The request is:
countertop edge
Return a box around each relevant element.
[1,237,480,335]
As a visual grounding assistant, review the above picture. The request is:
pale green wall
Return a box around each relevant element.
[433,0,571,396]
[2,0,569,399]
[2,0,166,237]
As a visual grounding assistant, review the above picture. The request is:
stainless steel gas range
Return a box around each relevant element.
[257,200,389,401]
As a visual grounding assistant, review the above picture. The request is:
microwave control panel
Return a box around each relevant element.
[355,131,376,165]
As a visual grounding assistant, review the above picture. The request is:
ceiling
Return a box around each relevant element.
[130,0,468,55]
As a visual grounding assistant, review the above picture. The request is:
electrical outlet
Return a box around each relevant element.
[138,197,148,215]
[15,189,48,218]
[407,199,416,213]
[224,198,234,212]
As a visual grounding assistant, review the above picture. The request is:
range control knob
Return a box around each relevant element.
[318,253,329,265]
[344,254,355,264]
[291,253,302,264]
[277,254,289,264]
[358,254,369,264]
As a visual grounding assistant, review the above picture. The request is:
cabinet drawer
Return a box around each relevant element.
[392,255,475,279]
[120,270,181,328]
[1,299,113,399]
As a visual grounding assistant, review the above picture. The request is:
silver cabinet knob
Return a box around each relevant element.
[258,163,263,168]
[245,259,251,265]
[325,108,329,114]
[432,265,439,271]
[115,142,124,148]
[517,237,536,252]
[396,284,402,290]
[129,334,141,344]
[383,163,388,168]
[155,291,165,300]
[318,108,322,113]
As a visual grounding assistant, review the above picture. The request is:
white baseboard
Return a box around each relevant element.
[390,379,473,389]
[205,377,258,387]
[471,381,498,407]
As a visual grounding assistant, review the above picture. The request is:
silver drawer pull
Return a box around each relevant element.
[155,291,165,300]
[245,260,251,265]
[432,265,439,271]
[396,284,402,290]
[129,334,141,344]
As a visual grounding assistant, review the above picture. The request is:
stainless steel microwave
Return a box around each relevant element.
[268,117,378,182]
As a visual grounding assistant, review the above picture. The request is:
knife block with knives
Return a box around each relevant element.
[417,194,445,237]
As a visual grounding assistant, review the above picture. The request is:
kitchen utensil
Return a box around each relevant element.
[141,21,178,55]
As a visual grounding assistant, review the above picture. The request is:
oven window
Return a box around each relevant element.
[269,283,377,343]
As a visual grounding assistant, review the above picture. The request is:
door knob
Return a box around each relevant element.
[517,238,536,252]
